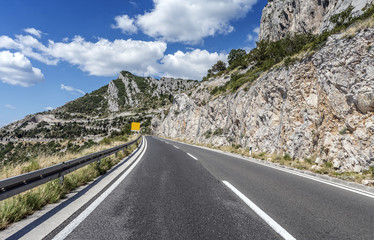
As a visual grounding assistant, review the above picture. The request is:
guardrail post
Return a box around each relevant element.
[59,175,64,185]
[115,152,118,158]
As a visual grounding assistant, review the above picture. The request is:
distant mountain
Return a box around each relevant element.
[0,71,198,142]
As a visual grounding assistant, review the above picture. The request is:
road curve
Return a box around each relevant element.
[45,136,374,240]
[58,136,281,240]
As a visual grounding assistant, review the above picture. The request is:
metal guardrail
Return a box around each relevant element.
[0,136,142,201]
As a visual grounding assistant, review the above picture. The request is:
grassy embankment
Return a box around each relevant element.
[0,134,140,230]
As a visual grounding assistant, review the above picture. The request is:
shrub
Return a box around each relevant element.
[213,128,224,136]
[204,130,212,139]
[283,153,292,161]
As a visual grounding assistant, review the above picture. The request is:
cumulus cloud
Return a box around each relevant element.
[24,28,43,38]
[0,51,44,87]
[61,84,85,95]
[112,15,138,34]
[1,31,227,80]
[135,0,258,43]
[0,36,19,49]
[5,104,16,109]
[160,49,227,80]
[0,34,58,65]
[1,34,167,77]
[47,36,167,77]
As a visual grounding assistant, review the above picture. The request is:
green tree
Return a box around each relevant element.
[227,49,247,69]
[211,60,226,73]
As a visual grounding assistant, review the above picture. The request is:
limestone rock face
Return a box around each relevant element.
[107,81,119,112]
[153,28,374,171]
[259,0,372,41]
[113,71,198,110]
[119,73,140,106]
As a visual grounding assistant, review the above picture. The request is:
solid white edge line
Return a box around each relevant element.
[187,153,198,160]
[270,167,374,199]
[162,138,374,199]
[222,181,296,240]
[52,137,148,240]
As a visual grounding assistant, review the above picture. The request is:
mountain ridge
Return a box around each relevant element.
[0,71,197,143]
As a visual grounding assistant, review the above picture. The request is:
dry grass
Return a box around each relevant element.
[0,135,140,230]
[344,15,374,38]
[0,135,138,180]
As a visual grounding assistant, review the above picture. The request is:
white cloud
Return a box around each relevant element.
[247,26,260,42]
[0,51,44,87]
[45,107,54,111]
[0,34,58,65]
[135,0,258,43]
[61,84,85,95]
[47,36,167,77]
[1,32,227,80]
[160,49,227,80]
[24,28,43,38]
[112,15,138,34]
[0,36,19,49]
[247,35,254,42]
[15,35,59,65]
[5,104,16,109]
[246,26,260,50]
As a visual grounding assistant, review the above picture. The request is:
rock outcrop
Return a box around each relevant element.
[107,81,119,112]
[259,0,372,41]
[112,71,198,109]
[153,28,374,172]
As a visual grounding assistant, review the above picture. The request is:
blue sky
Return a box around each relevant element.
[0,0,267,126]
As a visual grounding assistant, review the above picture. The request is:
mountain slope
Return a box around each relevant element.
[0,72,198,143]
[153,3,374,172]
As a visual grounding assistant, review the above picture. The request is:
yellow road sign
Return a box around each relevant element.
[131,122,140,132]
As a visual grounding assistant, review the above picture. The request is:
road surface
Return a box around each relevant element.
[16,136,374,240]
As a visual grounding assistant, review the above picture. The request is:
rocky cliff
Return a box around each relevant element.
[153,27,374,172]
[106,71,198,112]
[259,0,373,41]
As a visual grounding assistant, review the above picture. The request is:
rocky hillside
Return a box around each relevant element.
[153,3,374,172]
[260,0,373,41]
[0,71,197,142]
[1,0,373,173]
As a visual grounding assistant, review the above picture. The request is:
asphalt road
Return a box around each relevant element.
[52,136,374,240]
[61,136,280,240]
[163,137,374,240]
